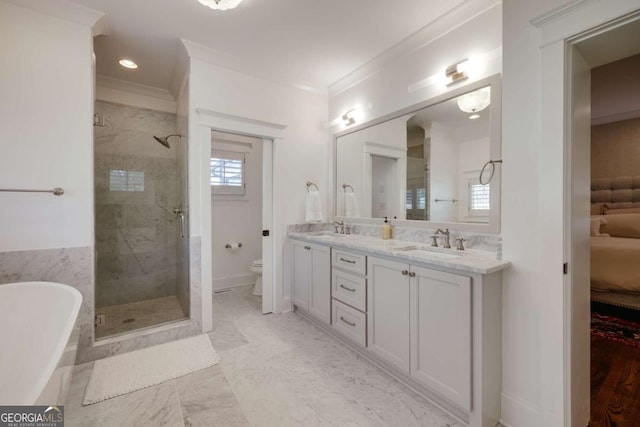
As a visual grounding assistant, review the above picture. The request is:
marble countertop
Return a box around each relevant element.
[288,231,510,274]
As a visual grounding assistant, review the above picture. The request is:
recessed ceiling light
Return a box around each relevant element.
[198,0,242,10]
[469,114,480,120]
[118,59,138,69]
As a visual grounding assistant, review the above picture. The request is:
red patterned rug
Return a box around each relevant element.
[591,312,640,348]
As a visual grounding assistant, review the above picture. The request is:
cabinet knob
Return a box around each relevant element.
[304,246,311,250]
[409,272,416,277]
[401,270,409,275]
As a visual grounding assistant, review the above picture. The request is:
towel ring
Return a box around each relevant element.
[479,159,503,185]
[343,184,355,193]
[306,181,319,192]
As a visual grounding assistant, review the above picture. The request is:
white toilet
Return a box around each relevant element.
[250,259,262,296]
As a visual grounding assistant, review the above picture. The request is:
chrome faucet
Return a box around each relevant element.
[432,228,451,249]
[333,221,345,234]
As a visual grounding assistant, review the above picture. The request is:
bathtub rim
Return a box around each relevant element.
[1,281,82,405]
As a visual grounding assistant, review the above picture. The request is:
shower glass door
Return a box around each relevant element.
[93,100,189,339]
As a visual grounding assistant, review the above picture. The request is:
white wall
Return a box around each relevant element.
[371,156,397,218]
[0,2,95,252]
[186,55,329,315]
[211,132,263,290]
[429,122,458,221]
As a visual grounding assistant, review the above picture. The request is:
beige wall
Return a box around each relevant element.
[592,117,640,179]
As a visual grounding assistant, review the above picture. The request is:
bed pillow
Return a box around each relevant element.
[601,214,640,239]
[603,208,640,215]
[590,217,608,237]
[591,203,611,215]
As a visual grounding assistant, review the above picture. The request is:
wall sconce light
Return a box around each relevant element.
[342,110,357,126]
[445,59,469,86]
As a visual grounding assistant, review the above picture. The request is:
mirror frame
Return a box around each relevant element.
[332,73,502,233]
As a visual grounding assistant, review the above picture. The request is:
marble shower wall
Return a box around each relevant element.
[94,101,186,309]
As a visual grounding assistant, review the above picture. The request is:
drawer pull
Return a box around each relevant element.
[409,272,416,277]
[401,270,409,275]
[304,246,311,250]
[340,316,356,327]
[340,284,356,293]
[340,257,356,264]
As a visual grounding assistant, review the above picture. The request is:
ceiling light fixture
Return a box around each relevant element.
[457,87,491,115]
[445,59,469,86]
[198,0,242,10]
[342,110,357,126]
[118,59,138,69]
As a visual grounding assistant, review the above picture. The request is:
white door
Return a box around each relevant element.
[309,245,331,324]
[566,45,591,426]
[262,139,273,314]
[367,256,411,373]
[410,265,471,410]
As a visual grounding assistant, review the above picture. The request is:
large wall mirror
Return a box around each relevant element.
[334,74,501,233]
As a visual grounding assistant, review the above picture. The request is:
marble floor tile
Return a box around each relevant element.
[175,366,249,427]
[66,286,460,427]
[65,363,184,427]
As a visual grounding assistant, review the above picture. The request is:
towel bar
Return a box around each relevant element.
[343,184,355,193]
[0,187,64,196]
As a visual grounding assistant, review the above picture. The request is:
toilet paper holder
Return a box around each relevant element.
[225,243,243,249]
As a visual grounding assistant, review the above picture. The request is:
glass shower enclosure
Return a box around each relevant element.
[93,100,189,339]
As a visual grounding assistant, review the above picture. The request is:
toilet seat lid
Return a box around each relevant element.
[251,259,263,267]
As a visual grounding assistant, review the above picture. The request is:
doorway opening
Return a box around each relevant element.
[210,130,265,315]
[567,16,640,426]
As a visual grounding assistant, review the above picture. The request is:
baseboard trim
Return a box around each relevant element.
[213,273,256,291]
[500,392,540,427]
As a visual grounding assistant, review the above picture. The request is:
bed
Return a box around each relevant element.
[591,176,640,310]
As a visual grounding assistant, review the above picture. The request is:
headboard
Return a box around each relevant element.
[592,176,640,210]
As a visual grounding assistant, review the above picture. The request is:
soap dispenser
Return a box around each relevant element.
[382,217,392,240]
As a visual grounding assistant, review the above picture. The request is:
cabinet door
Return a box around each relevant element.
[367,256,411,373]
[291,241,311,310]
[309,244,330,324]
[410,265,471,410]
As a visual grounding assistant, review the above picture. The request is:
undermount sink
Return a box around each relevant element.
[395,246,462,259]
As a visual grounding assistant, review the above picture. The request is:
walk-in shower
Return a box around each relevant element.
[93,101,189,339]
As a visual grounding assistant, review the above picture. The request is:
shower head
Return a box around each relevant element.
[153,134,181,149]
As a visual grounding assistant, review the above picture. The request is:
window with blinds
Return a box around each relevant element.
[210,150,245,195]
[109,170,145,192]
[470,183,490,213]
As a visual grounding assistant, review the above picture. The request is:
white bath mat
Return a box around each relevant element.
[83,334,219,405]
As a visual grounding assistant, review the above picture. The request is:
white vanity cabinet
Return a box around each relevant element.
[410,264,471,410]
[367,257,411,372]
[368,257,471,410]
[291,240,331,325]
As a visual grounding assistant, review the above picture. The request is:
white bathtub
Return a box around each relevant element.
[0,281,82,405]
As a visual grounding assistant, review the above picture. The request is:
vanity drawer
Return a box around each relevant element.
[332,299,367,347]
[332,269,366,312]
[332,249,366,275]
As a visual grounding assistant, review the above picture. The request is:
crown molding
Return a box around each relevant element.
[96,75,175,102]
[327,0,501,98]
[180,38,327,95]
[3,0,108,35]
[530,0,598,28]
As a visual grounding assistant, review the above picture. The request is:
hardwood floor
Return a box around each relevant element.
[590,335,640,426]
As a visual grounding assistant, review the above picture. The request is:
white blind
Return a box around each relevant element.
[109,170,145,192]
[470,184,490,210]
[211,150,245,195]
